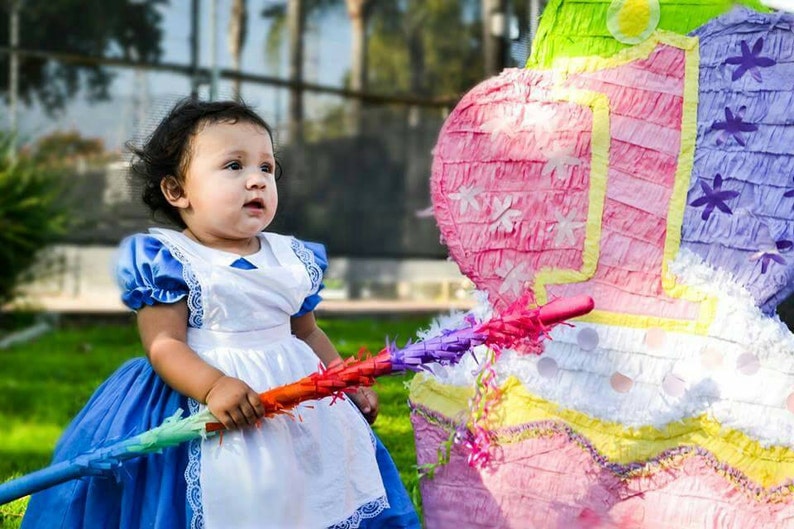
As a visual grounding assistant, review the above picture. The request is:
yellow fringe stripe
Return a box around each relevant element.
[532,32,718,335]
[410,374,794,488]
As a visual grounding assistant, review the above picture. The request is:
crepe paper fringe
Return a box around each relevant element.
[205,293,593,432]
[682,9,794,314]
[430,66,605,316]
[424,250,794,448]
[411,404,794,503]
[386,323,485,373]
[431,36,721,334]
[443,293,590,468]
[393,292,593,374]
[126,408,214,451]
[461,349,501,469]
[206,350,394,431]
[411,412,794,529]
[0,294,593,505]
[528,0,769,68]
[411,294,595,472]
[415,350,504,478]
[416,428,458,481]
[0,408,211,505]
[410,371,794,489]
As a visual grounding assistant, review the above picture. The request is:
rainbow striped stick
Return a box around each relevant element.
[0,294,593,505]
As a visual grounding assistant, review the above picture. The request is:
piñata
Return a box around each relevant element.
[410,0,794,527]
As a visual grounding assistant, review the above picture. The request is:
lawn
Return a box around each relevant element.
[0,315,433,528]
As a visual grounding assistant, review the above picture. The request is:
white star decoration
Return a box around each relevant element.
[480,113,521,140]
[521,105,557,135]
[549,209,586,246]
[541,143,584,181]
[495,259,532,297]
[448,184,483,215]
[487,195,522,234]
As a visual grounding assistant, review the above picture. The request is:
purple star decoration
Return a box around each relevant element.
[784,177,794,209]
[724,38,776,82]
[711,106,758,146]
[689,173,740,221]
[750,239,793,274]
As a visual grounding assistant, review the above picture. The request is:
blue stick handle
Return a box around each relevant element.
[0,459,100,505]
[0,443,134,505]
[0,410,213,506]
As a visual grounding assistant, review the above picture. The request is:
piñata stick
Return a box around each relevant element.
[0,294,593,505]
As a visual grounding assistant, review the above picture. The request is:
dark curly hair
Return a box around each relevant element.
[127,98,282,228]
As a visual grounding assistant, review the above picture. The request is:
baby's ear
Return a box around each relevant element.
[161,176,188,208]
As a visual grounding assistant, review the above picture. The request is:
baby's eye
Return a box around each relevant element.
[225,161,243,170]
[261,163,274,174]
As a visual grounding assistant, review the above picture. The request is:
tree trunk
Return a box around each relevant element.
[401,0,429,254]
[482,0,508,77]
[227,0,247,100]
[287,0,305,144]
[345,0,370,136]
[405,2,425,97]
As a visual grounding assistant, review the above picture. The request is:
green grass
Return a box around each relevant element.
[0,315,433,528]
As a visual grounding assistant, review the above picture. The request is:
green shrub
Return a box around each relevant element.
[0,134,67,307]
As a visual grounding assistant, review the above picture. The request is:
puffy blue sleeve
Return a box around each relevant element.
[293,239,328,317]
[115,234,189,310]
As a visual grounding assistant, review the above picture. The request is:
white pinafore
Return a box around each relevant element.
[150,228,387,529]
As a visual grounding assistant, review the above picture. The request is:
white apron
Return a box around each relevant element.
[150,228,386,529]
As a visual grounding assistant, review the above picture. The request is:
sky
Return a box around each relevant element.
[7,0,354,150]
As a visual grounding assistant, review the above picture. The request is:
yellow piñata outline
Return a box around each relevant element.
[411,375,794,488]
[532,31,717,335]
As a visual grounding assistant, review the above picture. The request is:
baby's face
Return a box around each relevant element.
[176,120,278,252]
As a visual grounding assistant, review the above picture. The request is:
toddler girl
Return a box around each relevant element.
[21,98,420,529]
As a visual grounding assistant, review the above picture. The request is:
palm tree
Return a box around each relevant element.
[264,0,376,140]
[264,0,339,144]
[344,0,371,135]
[228,0,248,100]
[285,0,305,143]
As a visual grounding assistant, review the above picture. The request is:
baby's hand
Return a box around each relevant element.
[205,376,265,430]
[350,386,379,424]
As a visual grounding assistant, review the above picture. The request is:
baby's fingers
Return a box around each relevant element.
[217,408,247,430]
[353,387,379,424]
[239,398,263,426]
[247,392,266,418]
[215,405,258,430]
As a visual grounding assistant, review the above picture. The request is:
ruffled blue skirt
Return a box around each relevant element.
[21,358,420,529]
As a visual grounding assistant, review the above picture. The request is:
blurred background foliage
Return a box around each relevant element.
[0,132,68,307]
[0,0,536,258]
[0,0,167,111]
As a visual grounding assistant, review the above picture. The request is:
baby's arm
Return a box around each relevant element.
[137,301,264,429]
[291,312,379,424]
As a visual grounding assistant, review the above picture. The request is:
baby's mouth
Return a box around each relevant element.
[244,199,265,210]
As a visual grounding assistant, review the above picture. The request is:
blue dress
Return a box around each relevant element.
[21,228,420,529]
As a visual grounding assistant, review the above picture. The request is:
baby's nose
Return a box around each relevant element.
[246,171,268,188]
